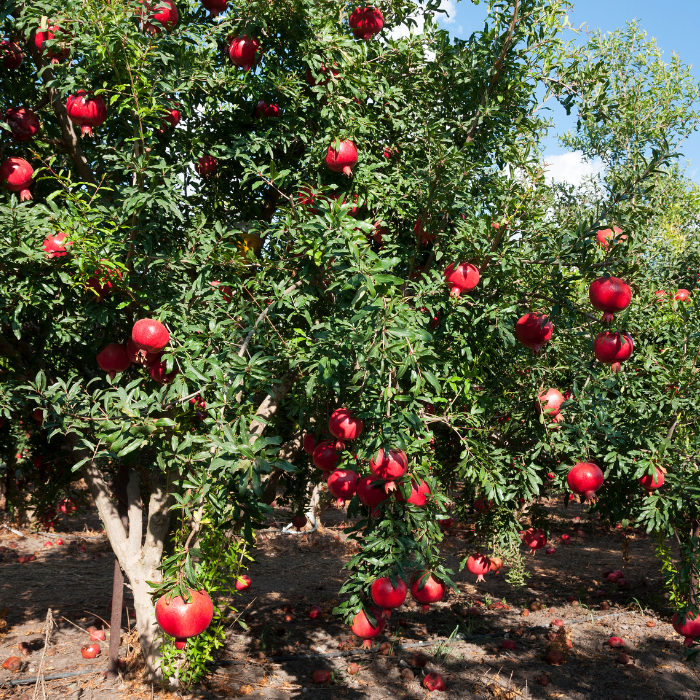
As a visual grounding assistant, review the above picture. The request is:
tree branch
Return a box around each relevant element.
[249,373,298,442]
[142,471,174,574]
[127,469,143,556]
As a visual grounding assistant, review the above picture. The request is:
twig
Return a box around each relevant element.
[83,611,112,629]
[59,617,89,635]
[32,608,53,700]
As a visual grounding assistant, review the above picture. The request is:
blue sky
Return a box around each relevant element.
[436,0,700,183]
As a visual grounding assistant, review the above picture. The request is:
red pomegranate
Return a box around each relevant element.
[303,433,318,455]
[467,553,491,582]
[87,265,121,299]
[515,313,553,354]
[196,153,218,176]
[1,40,23,69]
[160,106,181,132]
[66,91,107,137]
[639,467,664,491]
[150,359,178,384]
[326,140,358,177]
[0,157,33,201]
[6,108,40,142]
[351,606,385,647]
[474,497,492,512]
[522,528,547,551]
[327,469,359,502]
[567,462,604,501]
[356,475,389,507]
[132,318,170,352]
[43,232,71,258]
[155,588,214,648]
[672,611,700,645]
[292,514,307,529]
[81,643,101,659]
[423,673,446,692]
[595,226,626,249]
[413,217,436,245]
[305,64,339,86]
[200,0,228,18]
[370,577,406,617]
[235,575,251,591]
[410,571,446,612]
[675,289,691,301]
[34,24,70,63]
[312,439,341,471]
[589,277,632,324]
[439,517,454,531]
[369,448,408,480]
[96,344,131,379]
[349,7,384,40]
[536,388,564,420]
[444,263,480,297]
[255,101,280,118]
[141,0,179,32]
[126,338,162,365]
[328,408,363,440]
[396,479,430,507]
[58,498,77,515]
[593,332,634,373]
[228,35,260,71]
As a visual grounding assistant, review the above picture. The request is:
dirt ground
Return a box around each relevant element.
[1,497,699,700]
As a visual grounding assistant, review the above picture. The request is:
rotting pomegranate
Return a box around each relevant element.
[312,669,331,685]
[132,318,170,353]
[327,469,359,502]
[467,553,491,582]
[325,140,358,177]
[349,7,384,40]
[228,35,260,71]
[639,467,664,491]
[196,153,218,176]
[292,514,307,529]
[200,0,228,18]
[593,331,634,372]
[567,462,604,502]
[43,232,71,258]
[395,479,430,507]
[96,344,131,379]
[328,407,363,440]
[409,571,446,612]
[34,24,70,63]
[155,588,214,650]
[351,606,385,647]
[312,439,341,471]
[371,576,407,617]
[589,276,632,324]
[369,448,407,480]
[141,0,179,32]
[1,40,23,69]
[489,556,503,572]
[522,528,547,552]
[5,108,40,142]
[357,475,389,507]
[66,91,107,137]
[536,388,564,420]
[0,157,33,201]
[444,262,480,297]
[515,313,553,354]
[423,673,446,692]
[80,643,101,659]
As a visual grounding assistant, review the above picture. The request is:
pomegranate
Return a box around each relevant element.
[545,546,556,555]
[608,636,625,648]
[132,318,170,352]
[312,439,341,471]
[522,528,547,551]
[150,359,178,384]
[87,265,121,299]
[328,407,363,440]
[228,35,260,71]
[515,313,553,354]
[413,217,436,245]
[0,157,33,201]
[589,276,632,324]
[639,467,664,491]
[351,606,385,647]
[196,153,218,176]
[200,0,228,18]
[439,517,454,530]
[489,557,503,572]
[593,332,634,372]
[349,7,384,40]
[1,40,23,69]
[423,673,446,692]
[66,91,107,137]
[655,290,668,302]
[209,280,232,301]
[160,106,181,132]
[235,575,251,591]
[561,534,571,544]
[5,108,40,142]
[97,344,131,379]
[595,226,626,249]
[536,388,564,420]
[327,469,359,501]
[444,262,480,297]
[34,24,70,63]
[312,669,331,685]
[369,448,407,480]
[467,553,491,582]
[303,433,317,455]
[305,64,339,86]
[81,643,101,659]
[126,338,162,365]
[255,101,280,118]
[501,640,517,651]
[309,605,322,619]
[43,232,71,258]
[567,462,604,501]
[58,498,77,514]
[87,626,106,642]
[396,479,430,507]
[474,497,492,512]
[155,588,214,648]
[357,475,389,507]
[370,576,407,617]
[672,611,700,645]
[325,140,358,177]
[141,0,179,32]
[409,571,446,611]
[675,289,691,301]
[292,514,307,529]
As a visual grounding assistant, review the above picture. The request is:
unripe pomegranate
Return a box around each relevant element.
[0,157,33,201]
[675,289,690,301]
[349,7,384,40]
[1,40,23,69]
[444,262,480,297]
[141,0,179,32]
[370,577,406,617]
[312,439,341,471]
[200,0,228,18]
[326,140,358,177]
[410,571,446,612]
[255,101,280,118]
[196,153,218,176]
[132,319,169,352]
[356,475,389,507]
[369,448,407,480]
[672,611,700,645]
[155,588,214,649]
[96,344,131,379]
[515,313,553,354]
[43,232,71,258]
[34,24,70,63]
[639,467,664,491]
[228,35,260,71]
[536,388,564,420]
[396,479,430,507]
[423,673,446,692]
[6,108,40,142]
[66,91,107,137]
[593,332,634,373]
[305,64,339,86]
[150,360,178,384]
[589,276,632,324]
[522,528,547,551]
[595,226,626,249]
[328,408,363,440]
[327,469,359,501]
[351,606,385,647]
[467,553,491,582]
[567,462,604,501]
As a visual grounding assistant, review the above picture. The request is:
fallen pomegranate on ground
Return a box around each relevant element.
[423,672,446,691]
[81,643,101,659]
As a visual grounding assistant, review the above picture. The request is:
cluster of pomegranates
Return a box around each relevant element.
[155,587,214,650]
